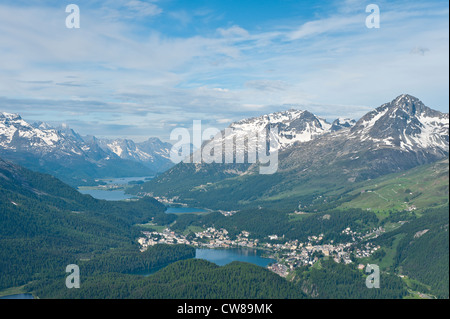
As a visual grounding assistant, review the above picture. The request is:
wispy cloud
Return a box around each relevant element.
[124,0,162,17]
[287,16,361,40]
[217,25,250,38]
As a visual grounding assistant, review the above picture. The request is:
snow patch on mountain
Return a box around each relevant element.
[1,113,61,148]
[350,94,449,154]
[228,109,336,151]
[1,112,174,173]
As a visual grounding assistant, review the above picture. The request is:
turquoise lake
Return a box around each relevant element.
[77,176,153,201]
[165,207,209,214]
[78,189,135,201]
[195,248,275,267]
[135,248,275,276]
[0,293,34,299]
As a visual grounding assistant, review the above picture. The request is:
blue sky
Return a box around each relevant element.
[0,0,448,141]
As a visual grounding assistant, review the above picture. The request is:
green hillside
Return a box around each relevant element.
[129,148,449,214]
[28,257,410,299]
[293,258,407,299]
[363,206,449,298]
[29,259,306,299]
[339,158,449,212]
[1,157,448,299]
[0,158,194,292]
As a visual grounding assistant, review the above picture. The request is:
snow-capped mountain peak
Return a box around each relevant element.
[95,137,172,169]
[351,94,449,153]
[1,112,61,148]
[0,112,175,177]
[229,109,334,150]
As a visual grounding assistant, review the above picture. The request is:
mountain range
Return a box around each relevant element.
[0,93,448,299]
[213,109,356,154]
[0,105,360,187]
[0,113,173,185]
[128,94,449,210]
[1,94,448,197]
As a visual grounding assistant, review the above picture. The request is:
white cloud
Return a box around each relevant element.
[244,80,288,92]
[216,118,233,124]
[125,0,162,17]
[217,25,249,38]
[287,16,361,40]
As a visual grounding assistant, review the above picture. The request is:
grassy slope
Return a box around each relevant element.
[338,158,448,212]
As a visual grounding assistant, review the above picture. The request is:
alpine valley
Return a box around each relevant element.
[0,94,448,299]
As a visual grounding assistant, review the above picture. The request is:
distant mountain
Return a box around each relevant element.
[279,94,449,181]
[92,136,173,172]
[331,118,356,132]
[350,94,448,152]
[0,113,173,185]
[227,109,338,151]
[134,108,349,198]
[129,94,449,210]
